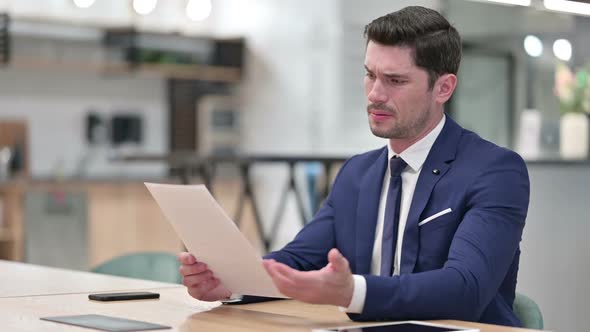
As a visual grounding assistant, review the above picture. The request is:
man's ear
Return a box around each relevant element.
[434,74,457,104]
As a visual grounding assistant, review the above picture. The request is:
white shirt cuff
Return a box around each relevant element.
[338,274,366,314]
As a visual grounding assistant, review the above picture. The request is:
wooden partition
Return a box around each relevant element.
[0,179,261,269]
[0,120,29,177]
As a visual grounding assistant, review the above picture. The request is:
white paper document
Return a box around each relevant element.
[145,182,284,298]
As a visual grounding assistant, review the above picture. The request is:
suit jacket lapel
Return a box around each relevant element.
[355,147,388,275]
[400,116,462,274]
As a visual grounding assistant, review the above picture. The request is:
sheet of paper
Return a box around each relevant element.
[145,183,284,298]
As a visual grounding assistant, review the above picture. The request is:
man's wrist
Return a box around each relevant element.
[338,275,366,313]
[339,275,355,307]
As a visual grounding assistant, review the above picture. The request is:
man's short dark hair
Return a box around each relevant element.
[364,6,462,89]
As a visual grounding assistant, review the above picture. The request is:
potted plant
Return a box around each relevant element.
[555,62,590,159]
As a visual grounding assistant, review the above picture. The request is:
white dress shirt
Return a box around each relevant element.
[343,115,446,313]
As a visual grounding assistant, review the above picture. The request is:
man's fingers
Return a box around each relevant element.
[265,261,327,303]
[264,259,320,286]
[194,277,220,295]
[263,253,353,306]
[177,252,196,264]
[328,248,349,272]
[182,270,214,288]
[270,261,309,284]
[263,260,315,301]
[263,260,296,281]
[179,262,208,276]
[187,278,218,300]
[263,261,298,291]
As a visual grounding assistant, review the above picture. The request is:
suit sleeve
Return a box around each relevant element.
[264,158,353,271]
[348,151,530,322]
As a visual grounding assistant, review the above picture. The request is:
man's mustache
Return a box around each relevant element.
[367,104,395,113]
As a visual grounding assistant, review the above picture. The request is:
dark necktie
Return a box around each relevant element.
[380,156,407,276]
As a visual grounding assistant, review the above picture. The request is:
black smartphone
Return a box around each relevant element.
[88,291,160,302]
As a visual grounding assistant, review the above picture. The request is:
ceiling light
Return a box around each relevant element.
[553,39,573,61]
[483,0,531,6]
[524,35,543,57]
[73,0,96,9]
[544,0,590,16]
[133,0,158,15]
[186,0,212,22]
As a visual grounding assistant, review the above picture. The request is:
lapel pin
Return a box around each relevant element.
[432,169,440,175]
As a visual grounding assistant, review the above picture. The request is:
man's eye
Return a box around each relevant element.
[365,72,375,79]
[389,79,405,85]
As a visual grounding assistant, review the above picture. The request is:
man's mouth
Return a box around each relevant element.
[368,109,394,120]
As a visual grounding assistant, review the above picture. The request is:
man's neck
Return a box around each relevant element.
[389,112,443,154]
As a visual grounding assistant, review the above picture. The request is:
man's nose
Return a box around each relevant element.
[367,80,388,104]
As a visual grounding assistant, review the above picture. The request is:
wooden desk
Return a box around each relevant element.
[0,260,180,298]
[0,287,544,332]
[0,262,545,331]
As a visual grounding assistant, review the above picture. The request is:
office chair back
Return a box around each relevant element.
[91,251,181,284]
[513,292,544,329]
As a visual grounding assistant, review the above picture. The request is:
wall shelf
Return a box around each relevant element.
[9,57,242,82]
[3,14,245,83]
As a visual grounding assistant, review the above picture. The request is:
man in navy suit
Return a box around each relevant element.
[178,6,529,327]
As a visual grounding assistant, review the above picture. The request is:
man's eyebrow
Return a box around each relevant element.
[383,73,409,79]
[364,65,409,79]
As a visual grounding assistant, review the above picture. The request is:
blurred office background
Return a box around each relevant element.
[0,0,589,330]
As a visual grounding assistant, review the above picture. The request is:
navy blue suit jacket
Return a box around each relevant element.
[266,116,530,327]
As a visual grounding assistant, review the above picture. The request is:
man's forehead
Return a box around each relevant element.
[364,42,416,72]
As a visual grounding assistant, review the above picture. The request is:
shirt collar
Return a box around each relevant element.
[387,114,446,173]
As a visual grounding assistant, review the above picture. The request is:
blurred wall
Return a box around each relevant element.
[0,68,168,178]
[523,165,590,332]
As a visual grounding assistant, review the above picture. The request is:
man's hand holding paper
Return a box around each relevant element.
[145,183,284,299]
[177,252,231,302]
